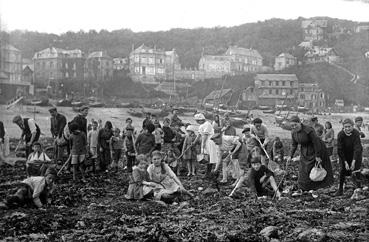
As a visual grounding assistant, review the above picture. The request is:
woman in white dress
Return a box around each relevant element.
[194,113,220,177]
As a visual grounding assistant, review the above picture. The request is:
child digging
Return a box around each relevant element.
[229,157,281,199]
[69,122,86,181]
[3,168,57,209]
[110,128,124,172]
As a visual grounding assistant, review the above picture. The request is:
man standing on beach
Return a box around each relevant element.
[49,107,67,162]
[12,115,41,158]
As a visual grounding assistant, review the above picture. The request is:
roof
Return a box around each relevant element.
[33,47,84,59]
[277,53,295,59]
[298,41,313,49]
[255,74,298,81]
[301,20,328,29]
[204,89,232,100]
[132,44,165,55]
[87,51,111,59]
[22,64,34,72]
[226,46,263,59]
[304,47,338,57]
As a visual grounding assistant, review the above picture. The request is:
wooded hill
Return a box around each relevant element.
[2,17,369,104]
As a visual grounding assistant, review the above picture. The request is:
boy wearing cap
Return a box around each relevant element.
[71,106,89,135]
[135,123,156,156]
[242,127,261,168]
[336,118,363,196]
[4,168,56,209]
[247,157,281,199]
[251,118,270,165]
[354,116,365,138]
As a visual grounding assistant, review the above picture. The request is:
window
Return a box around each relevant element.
[290,89,293,95]
[73,63,76,70]
[135,67,139,73]
[141,57,147,63]
[65,72,69,78]
[300,94,305,99]
[269,81,272,86]
[74,72,77,78]
[276,89,279,95]
[65,63,68,69]
[269,89,272,95]
[282,81,286,86]
[135,56,139,62]
[276,81,279,86]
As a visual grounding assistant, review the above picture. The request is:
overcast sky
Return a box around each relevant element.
[1,0,369,34]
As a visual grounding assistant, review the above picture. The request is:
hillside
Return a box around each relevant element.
[1,17,369,104]
[284,63,368,105]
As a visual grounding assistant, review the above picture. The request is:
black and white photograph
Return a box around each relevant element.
[1,0,369,240]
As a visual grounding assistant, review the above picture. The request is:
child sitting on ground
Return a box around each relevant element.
[26,142,51,177]
[69,122,86,181]
[125,158,156,200]
[110,128,124,172]
[3,168,57,209]
[229,157,281,199]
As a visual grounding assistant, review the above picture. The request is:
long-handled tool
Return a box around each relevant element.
[57,154,72,176]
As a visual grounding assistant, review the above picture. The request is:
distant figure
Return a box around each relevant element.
[12,115,41,158]
[142,112,153,130]
[354,116,365,138]
[170,109,184,127]
[323,121,334,159]
[310,117,324,139]
[98,121,114,172]
[212,114,221,133]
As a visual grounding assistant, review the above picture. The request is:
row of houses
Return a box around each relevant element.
[204,74,326,113]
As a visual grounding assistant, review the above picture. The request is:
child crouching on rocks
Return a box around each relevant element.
[3,168,57,209]
[229,157,281,200]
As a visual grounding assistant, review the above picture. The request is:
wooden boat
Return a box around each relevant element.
[89,102,105,108]
[297,106,310,113]
[127,108,144,118]
[71,101,85,107]
[258,105,272,110]
[57,99,72,107]
[263,109,275,114]
[30,99,50,106]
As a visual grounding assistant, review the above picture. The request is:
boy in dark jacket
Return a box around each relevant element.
[135,123,155,157]
[336,118,363,196]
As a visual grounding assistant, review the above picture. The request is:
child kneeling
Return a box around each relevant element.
[229,157,281,199]
[4,168,56,209]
